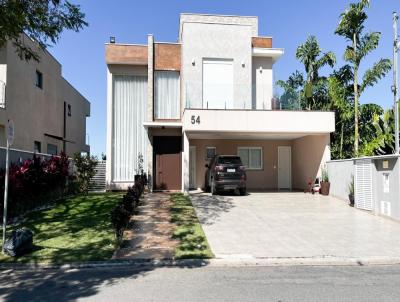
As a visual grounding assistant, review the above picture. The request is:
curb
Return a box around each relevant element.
[2,256,400,270]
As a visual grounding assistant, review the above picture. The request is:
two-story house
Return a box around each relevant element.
[105,13,335,192]
[0,34,90,157]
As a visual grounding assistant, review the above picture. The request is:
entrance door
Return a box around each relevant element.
[189,146,196,189]
[154,136,182,190]
[278,146,291,190]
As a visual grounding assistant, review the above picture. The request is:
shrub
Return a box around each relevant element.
[110,203,131,239]
[0,152,71,218]
[73,153,98,194]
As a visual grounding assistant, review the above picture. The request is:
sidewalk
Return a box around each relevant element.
[113,193,179,259]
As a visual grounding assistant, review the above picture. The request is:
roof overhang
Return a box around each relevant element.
[143,121,183,129]
[252,48,284,63]
[182,109,335,137]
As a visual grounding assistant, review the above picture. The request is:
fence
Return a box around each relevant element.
[326,159,354,201]
[0,147,53,169]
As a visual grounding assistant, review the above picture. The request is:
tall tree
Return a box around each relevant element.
[335,0,391,156]
[0,0,87,61]
[295,35,336,109]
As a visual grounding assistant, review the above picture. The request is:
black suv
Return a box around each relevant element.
[205,155,247,195]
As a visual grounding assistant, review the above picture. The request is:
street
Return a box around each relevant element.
[1,264,400,301]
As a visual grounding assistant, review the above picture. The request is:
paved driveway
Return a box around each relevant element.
[190,192,400,260]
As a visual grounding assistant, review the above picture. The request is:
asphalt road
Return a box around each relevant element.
[1,264,400,301]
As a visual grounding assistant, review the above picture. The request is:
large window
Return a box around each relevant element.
[202,59,233,109]
[47,143,57,155]
[154,71,180,119]
[112,75,148,182]
[237,147,262,170]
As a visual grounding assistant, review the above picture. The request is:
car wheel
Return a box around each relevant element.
[211,180,217,195]
[239,188,246,196]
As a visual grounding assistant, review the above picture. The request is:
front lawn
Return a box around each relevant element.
[170,193,213,259]
[0,193,122,264]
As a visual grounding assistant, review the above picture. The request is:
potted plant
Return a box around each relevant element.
[348,177,354,207]
[320,165,330,196]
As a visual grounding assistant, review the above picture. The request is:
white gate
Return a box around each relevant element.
[355,159,373,210]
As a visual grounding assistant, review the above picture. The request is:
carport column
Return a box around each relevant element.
[182,131,190,193]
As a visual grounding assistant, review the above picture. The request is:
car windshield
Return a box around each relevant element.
[217,156,242,165]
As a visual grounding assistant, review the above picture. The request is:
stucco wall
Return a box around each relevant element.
[326,159,354,201]
[0,38,90,156]
[181,22,253,109]
[190,138,292,190]
[252,57,273,109]
[292,134,331,190]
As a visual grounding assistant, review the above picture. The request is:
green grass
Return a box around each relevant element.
[0,192,123,264]
[170,193,213,259]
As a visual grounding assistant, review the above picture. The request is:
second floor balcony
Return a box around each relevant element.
[183,82,302,111]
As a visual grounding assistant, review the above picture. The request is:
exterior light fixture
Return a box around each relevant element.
[191,58,196,66]
[241,61,245,67]
[110,36,116,44]
[259,66,263,73]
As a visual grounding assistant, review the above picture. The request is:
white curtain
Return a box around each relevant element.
[154,71,180,119]
[112,75,148,182]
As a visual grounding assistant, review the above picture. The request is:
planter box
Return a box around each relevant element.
[320,181,330,196]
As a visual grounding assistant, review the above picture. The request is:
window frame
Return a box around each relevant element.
[35,70,43,89]
[205,146,216,160]
[237,147,263,170]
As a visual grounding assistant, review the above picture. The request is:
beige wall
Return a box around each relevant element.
[190,139,292,190]
[0,36,90,157]
[292,134,331,190]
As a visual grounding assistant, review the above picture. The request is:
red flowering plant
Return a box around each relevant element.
[0,152,71,219]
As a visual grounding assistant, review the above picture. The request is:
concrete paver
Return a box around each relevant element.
[190,191,400,259]
[113,193,178,259]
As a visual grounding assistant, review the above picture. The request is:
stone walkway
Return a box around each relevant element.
[113,193,179,259]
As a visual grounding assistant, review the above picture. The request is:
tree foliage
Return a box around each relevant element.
[0,0,88,61]
[73,153,97,194]
[278,0,394,160]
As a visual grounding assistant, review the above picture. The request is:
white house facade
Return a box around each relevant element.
[105,13,335,192]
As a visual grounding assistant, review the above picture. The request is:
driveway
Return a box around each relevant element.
[190,192,400,260]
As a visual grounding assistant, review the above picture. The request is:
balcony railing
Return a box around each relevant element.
[183,82,302,111]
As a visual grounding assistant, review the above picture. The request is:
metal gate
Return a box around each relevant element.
[355,159,373,210]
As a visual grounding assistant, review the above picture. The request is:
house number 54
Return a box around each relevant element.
[191,115,200,124]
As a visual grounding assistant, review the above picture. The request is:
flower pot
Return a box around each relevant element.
[348,194,354,207]
[320,181,330,196]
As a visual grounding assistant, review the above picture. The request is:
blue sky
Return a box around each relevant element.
[49,0,399,157]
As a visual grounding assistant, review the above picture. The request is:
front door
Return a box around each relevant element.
[278,146,291,190]
[154,136,182,190]
[189,146,196,189]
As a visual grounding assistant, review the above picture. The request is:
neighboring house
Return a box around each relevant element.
[0,34,90,157]
[105,13,335,192]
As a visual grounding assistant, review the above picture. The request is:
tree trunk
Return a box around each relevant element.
[353,33,359,157]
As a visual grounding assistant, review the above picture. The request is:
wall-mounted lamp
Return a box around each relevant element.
[259,66,263,73]
[241,61,245,67]
[110,36,116,44]
[192,58,196,66]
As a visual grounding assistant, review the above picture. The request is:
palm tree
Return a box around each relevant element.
[335,0,391,156]
[296,35,336,109]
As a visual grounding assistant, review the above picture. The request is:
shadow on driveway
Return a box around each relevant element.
[189,191,236,226]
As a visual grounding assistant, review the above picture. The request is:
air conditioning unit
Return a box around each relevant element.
[0,80,5,109]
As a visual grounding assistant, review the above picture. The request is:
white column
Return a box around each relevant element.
[182,131,190,193]
[147,34,154,191]
[105,67,113,190]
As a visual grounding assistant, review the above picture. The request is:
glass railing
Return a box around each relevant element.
[183,82,302,111]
